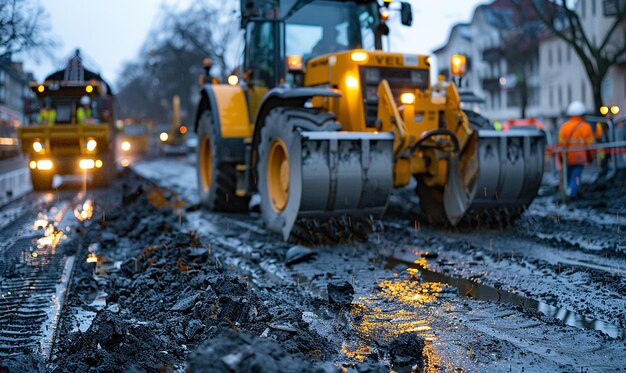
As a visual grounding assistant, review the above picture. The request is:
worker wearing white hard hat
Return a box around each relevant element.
[557,101,595,199]
[77,95,93,125]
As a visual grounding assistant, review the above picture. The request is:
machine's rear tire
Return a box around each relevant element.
[196,111,249,212]
[30,170,53,191]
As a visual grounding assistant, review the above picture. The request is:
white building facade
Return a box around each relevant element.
[539,0,626,129]
[435,0,626,132]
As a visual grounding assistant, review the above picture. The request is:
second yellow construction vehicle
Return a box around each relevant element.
[194,0,545,239]
[18,50,116,190]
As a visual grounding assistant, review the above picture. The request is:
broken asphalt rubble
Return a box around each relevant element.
[50,177,413,372]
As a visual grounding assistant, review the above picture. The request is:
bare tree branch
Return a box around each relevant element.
[0,0,54,58]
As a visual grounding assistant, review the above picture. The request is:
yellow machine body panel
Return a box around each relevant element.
[19,125,110,157]
[304,50,475,188]
[212,85,253,138]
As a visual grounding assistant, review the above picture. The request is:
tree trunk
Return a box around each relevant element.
[519,78,528,119]
[591,76,604,114]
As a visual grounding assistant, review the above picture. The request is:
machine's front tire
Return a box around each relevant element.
[196,111,249,212]
[30,170,53,191]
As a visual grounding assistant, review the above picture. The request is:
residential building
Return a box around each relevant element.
[539,0,626,130]
[434,0,545,121]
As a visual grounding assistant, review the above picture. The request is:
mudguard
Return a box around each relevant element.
[194,84,252,163]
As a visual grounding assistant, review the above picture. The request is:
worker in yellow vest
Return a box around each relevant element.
[37,98,56,126]
[76,95,93,125]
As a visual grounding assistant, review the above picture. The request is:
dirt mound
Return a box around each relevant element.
[52,310,183,372]
[52,179,335,371]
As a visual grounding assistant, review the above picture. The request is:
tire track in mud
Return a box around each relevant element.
[0,193,81,364]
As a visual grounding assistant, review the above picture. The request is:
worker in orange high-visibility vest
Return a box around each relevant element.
[558,101,595,198]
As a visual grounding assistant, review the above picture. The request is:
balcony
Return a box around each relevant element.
[482,47,503,63]
[482,77,501,91]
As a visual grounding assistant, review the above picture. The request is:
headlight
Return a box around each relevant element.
[160,132,169,142]
[86,139,97,151]
[364,68,380,83]
[37,160,53,170]
[121,141,131,152]
[400,92,415,105]
[33,141,43,153]
[79,159,95,169]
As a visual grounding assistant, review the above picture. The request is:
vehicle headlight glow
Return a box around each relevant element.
[121,141,131,152]
[160,132,169,142]
[79,159,95,169]
[345,76,359,89]
[400,92,416,105]
[37,160,53,170]
[227,75,239,86]
[33,141,43,153]
[86,139,97,151]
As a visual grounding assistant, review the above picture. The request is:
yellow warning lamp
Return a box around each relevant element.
[450,54,467,76]
[600,106,609,115]
[350,51,369,63]
[85,85,93,93]
[610,105,620,115]
[286,55,303,71]
[37,85,45,93]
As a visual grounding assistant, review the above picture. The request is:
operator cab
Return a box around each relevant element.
[239,0,412,117]
[241,0,410,88]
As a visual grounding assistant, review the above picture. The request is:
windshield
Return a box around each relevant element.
[285,1,378,59]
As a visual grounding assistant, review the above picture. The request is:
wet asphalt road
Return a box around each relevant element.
[0,157,624,372]
[132,156,626,371]
[0,177,112,365]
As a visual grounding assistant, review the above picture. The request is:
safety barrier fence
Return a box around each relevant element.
[543,141,626,196]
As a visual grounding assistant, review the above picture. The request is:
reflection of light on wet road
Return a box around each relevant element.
[73,199,94,221]
[33,219,48,229]
[86,253,98,263]
[36,223,65,250]
[344,269,449,368]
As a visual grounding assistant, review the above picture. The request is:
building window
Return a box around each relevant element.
[557,45,562,64]
[549,86,554,106]
[558,85,563,106]
[567,46,571,63]
[581,0,586,18]
[592,0,596,16]
[567,83,572,103]
[548,48,553,66]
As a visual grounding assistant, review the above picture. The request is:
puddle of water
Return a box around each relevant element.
[383,257,626,340]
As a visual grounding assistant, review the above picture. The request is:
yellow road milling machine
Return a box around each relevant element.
[18,50,116,190]
[195,0,545,239]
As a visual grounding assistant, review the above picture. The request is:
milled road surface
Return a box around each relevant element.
[131,156,626,371]
[0,156,624,372]
[0,177,112,369]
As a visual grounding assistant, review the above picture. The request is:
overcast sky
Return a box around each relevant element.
[22,0,484,89]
